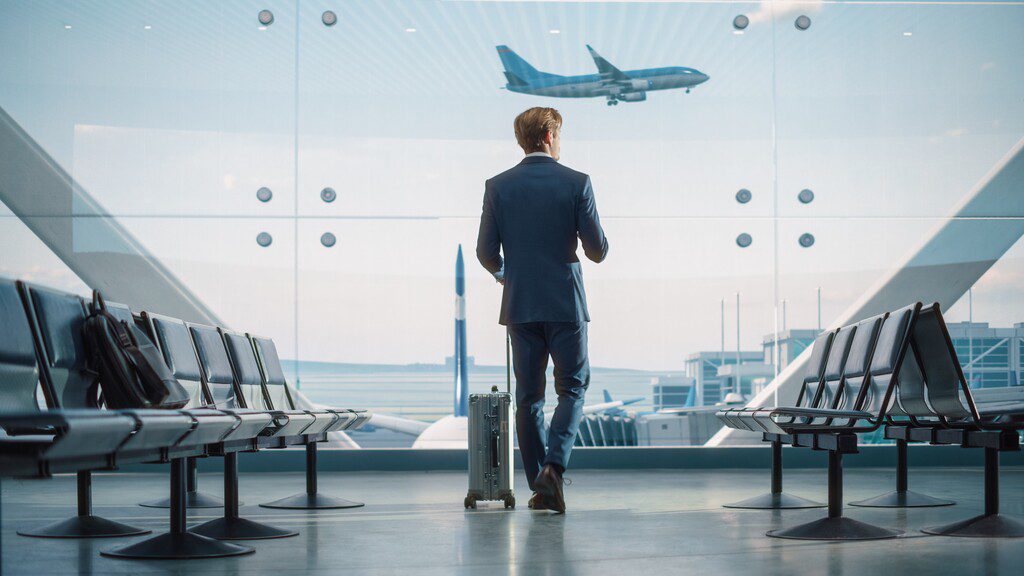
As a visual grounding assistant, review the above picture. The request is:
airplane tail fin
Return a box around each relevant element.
[496,45,558,81]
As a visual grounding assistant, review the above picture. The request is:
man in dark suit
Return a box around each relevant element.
[476,107,608,513]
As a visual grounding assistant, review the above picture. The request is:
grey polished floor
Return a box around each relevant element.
[1,467,1022,575]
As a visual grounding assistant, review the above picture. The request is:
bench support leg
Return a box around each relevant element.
[923,447,1024,538]
[102,458,254,559]
[259,441,364,510]
[723,440,825,509]
[139,456,227,509]
[767,450,902,541]
[18,470,151,538]
[850,439,954,508]
[190,452,298,540]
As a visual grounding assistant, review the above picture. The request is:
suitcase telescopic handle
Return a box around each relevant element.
[505,330,511,395]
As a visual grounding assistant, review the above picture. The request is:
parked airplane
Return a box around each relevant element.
[497,44,709,106]
[367,245,644,448]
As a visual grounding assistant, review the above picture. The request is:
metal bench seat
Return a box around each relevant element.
[756,316,882,437]
[136,311,252,508]
[248,333,368,510]
[0,410,138,476]
[112,409,198,461]
[718,328,841,434]
[139,311,296,543]
[190,324,318,440]
[717,328,839,510]
[5,280,199,541]
[875,303,1024,537]
[765,305,920,541]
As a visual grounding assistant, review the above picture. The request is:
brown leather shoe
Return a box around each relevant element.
[528,492,543,510]
[533,464,566,513]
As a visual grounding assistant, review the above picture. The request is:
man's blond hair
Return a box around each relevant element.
[514,107,562,153]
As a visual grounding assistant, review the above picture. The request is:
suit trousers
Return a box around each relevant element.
[507,321,590,490]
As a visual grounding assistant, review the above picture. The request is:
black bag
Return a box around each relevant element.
[83,291,190,409]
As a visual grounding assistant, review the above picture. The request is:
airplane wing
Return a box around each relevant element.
[368,393,643,437]
[367,413,431,436]
[578,397,643,416]
[586,45,630,82]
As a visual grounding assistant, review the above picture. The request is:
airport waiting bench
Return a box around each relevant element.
[0,277,369,559]
[717,302,1024,540]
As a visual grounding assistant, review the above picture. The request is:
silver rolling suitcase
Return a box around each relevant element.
[464,332,515,509]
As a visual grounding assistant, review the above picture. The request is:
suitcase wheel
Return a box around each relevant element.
[504,496,515,509]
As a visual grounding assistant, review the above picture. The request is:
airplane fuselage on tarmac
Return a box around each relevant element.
[498,45,709,106]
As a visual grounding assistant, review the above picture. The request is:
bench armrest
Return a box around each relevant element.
[769,407,873,420]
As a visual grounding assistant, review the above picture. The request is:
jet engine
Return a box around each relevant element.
[619,91,647,102]
[627,79,653,91]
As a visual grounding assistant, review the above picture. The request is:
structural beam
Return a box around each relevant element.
[0,105,224,326]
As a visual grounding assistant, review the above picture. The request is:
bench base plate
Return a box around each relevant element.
[260,492,364,510]
[723,492,825,510]
[923,514,1024,538]
[767,517,903,541]
[190,516,299,540]
[18,515,151,539]
[850,490,955,508]
[101,531,254,559]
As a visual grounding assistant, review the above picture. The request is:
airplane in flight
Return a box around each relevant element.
[497,44,709,106]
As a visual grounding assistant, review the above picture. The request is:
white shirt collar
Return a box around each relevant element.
[525,151,552,158]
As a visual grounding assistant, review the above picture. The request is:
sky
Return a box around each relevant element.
[1,0,1023,372]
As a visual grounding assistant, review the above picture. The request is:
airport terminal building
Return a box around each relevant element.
[1,1,1023,574]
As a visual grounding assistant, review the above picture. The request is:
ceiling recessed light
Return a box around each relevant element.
[903,31,913,36]
[258,26,267,31]
[64,24,71,30]
[733,30,744,35]
[144,25,152,30]
[405,27,417,33]
[549,29,560,34]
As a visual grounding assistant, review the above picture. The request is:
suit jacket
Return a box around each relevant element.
[476,156,609,325]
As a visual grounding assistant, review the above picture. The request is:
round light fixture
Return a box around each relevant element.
[735,189,752,204]
[733,15,749,30]
[795,15,811,30]
[256,187,273,203]
[258,10,274,26]
[321,232,337,248]
[256,232,273,247]
[322,11,337,26]
[320,187,337,203]
[798,189,815,204]
[799,233,816,248]
[736,233,753,248]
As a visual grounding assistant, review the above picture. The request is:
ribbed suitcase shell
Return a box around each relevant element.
[465,392,515,509]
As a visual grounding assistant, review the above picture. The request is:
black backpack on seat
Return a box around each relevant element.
[83,291,190,409]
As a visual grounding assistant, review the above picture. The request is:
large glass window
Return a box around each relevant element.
[2,0,1022,448]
